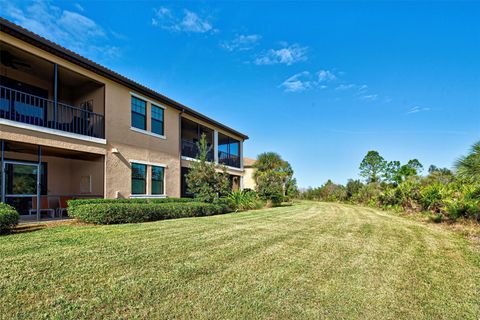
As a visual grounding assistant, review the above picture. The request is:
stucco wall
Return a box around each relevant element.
[1,30,246,199]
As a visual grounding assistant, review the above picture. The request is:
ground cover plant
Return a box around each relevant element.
[0,202,479,319]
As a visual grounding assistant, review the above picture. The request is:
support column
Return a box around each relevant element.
[240,141,244,170]
[1,140,4,203]
[36,145,41,221]
[53,63,58,128]
[214,130,219,164]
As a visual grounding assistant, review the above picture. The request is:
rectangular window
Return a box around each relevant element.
[151,165,165,195]
[131,163,146,195]
[151,105,164,136]
[131,96,146,130]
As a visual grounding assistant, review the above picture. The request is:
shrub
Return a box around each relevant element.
[352,182,382,206]
[227,190,264,212]
[419,183,445,212]
[0,203,19,234]
[68,197,194,211]
[69,201,230,224]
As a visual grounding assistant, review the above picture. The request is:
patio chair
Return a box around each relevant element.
[29,196,55,218]
[57,196,73,218]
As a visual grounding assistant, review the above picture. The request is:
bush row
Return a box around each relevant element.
[68,201,230,224]
[0,203,19,234]
[67,197,195,211]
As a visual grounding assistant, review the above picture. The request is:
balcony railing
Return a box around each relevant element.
[181,139,214,162]
[219,151,240,168]
[0,85,105,139]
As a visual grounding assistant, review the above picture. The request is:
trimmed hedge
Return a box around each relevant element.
[67,197,195,212]
[0,203,19,234]
[69,201,230,224]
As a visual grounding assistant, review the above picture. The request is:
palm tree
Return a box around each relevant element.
[455,140,480,182]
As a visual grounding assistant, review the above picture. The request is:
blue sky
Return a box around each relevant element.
[2,1,479,187]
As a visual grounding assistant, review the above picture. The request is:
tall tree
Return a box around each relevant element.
[359,151,387,183]
[254,152,294,204]
[455,140,480,182]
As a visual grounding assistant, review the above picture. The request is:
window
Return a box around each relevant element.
[131,163,146,194]
[218,133,241,168]
[151,165,165,195]
[131,96,146,130]
[151,105,164,136]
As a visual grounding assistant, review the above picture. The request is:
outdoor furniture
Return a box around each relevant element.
[57,196,73,218]
[29,196,55,218]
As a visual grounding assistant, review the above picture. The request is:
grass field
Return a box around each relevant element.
[1,202,479,319]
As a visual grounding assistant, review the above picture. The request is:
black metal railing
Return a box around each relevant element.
[0,85,104,139]
[218,151,240,168]
[181,139,214,162]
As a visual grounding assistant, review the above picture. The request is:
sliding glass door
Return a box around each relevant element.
[1,161,39,215]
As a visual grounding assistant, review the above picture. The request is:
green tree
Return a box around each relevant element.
[186,134,230,203]
[383,160,401,184]
[359,151,387,183]
[455,140,480,182]
[253,152,294,204]
[346,179,363,200]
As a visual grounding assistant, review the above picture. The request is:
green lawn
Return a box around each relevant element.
[1,202,479,319]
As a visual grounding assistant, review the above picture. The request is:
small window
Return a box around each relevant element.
[131,163,146,195]
[131,96,146,130]
[151,166,165,195]
[151,105,164,136]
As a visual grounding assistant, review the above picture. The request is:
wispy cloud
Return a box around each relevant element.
[360,94,378,101]
[255,43,308,66]
[406,106,431,114]
[152,7,215,34]
[74,3,84,12]
[279,70,337,92]
[221,34,261,52]
[1,0,121,60]
[335,84,356,91]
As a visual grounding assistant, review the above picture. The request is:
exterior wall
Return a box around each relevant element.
[3,151,104,196]
[1,30,246,199]
[243,167,256,190]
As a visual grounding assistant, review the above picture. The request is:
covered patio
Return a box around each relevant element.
[1,140,104,220]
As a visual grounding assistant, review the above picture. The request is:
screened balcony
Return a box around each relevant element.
[181,117,214,161]
[0,41,105,139]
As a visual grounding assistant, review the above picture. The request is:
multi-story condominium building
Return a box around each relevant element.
[0,18,248,219]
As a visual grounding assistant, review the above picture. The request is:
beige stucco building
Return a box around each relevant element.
[242,158,257,190]
[0,18,248,218]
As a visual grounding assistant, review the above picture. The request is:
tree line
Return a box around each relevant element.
[300,141,480,222]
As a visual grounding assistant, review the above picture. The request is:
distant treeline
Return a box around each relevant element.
[299,141,480,222]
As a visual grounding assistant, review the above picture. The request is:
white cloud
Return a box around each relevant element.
[406,106,431,114]
[335,84,356,91]
[360,94,378,101]
[255,44,308,65]
[221,34,261,52]
[152,8,215,33]
[279,69,337,92]
[317,70,336,82]
[279,71,313,92]
[1,0,120,60]
[74,3,84,12]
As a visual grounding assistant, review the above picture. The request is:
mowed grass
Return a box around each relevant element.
[1,202,479,319]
